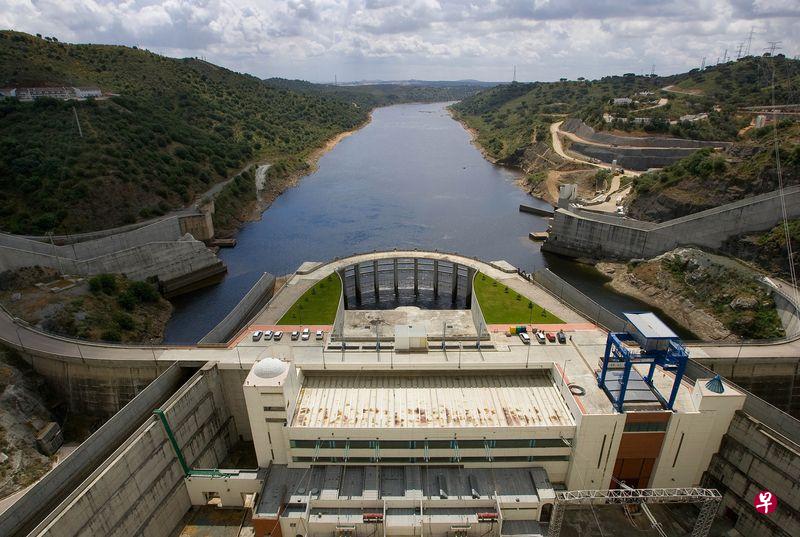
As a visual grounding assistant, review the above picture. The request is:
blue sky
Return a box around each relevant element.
[2,0,799,82]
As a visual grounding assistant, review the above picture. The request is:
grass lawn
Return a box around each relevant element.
[277,273,342,325]
[474,273,564,324]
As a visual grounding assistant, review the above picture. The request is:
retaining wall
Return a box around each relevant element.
[199,273,276,344]
[703,412,800,537]
[0,363,190,537]
[29,363,238,537]
[561,118,729,149]
[0,238,225,291]
[568,141,697,170]
[543,185,800,260]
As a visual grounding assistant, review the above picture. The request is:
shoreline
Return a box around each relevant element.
[250,113,374,223]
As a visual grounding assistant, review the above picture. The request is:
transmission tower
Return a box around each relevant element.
[512,65,516,82]
[765,41,782,57]
[650,64,655,77]
[736,43,744,59]
[745,27,755,56]
[700,57,706,70]
[722,49,728,63]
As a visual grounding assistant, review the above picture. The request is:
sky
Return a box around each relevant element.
[2,0,799,83]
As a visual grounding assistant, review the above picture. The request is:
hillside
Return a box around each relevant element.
[0,32,486,235]
[452,56,800,167]
[627,121,800,221]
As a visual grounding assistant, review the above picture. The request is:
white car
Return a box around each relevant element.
[535,331,546,344]
[315,330,324,340]
[273,331,283,341]
[264,330,273,341]
[302,328,310,337]
[252,330,263,342]
[291,331,300,341]
[519,332,530,344]
[301,332,310,341]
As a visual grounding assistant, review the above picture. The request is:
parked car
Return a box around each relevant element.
[252,330,263,342]
[315,330,324,340]
[519,332,530,344]
[301,332,310,341]
[273,331,283,341]
[546,332,556,343]
[557,330,567,344]
[264,330,273,341]
[291,331,300,341]
[535,331,546,344]
[302,328,310,337]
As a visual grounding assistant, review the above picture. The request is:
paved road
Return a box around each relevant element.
[550,121,642,177]
[0,249,796,366]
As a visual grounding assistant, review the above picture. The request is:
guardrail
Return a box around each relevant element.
[533,267,800,444]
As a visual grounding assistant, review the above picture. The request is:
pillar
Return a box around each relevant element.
[340,269,349,309]
[451,263,459,303]
[354,263,362,305]
[373,259,380,301]
[433,259,439,296]
[393,259,399,296]
[465,268,474,305]
[414,258,419,295]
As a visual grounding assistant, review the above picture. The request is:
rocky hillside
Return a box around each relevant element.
[721,219,800,279]
[598,248,785,341]
[626,123,800,221]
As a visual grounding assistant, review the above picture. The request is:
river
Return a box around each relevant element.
[164,102,665,343]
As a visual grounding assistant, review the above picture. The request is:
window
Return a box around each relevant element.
[624,422,667,432]
[263,406,284,412]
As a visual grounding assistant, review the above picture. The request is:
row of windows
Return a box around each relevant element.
[289,438,571,450]
[624,422,668,432]
[263,406,285,412]
[292,455,570,464]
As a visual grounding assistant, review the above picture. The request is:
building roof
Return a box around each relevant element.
[291,371,574,429]
[395,324,427,338]
[623,312,678,340]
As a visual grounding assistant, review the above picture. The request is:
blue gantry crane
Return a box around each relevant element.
[598,312,689,412]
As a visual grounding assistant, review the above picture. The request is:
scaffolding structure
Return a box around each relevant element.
[547,487,722,537]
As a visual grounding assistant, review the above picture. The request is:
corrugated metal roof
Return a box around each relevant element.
[291,372,574,429]
[623,312,678,339]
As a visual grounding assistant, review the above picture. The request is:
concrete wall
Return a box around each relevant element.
[23,352,166,416]
[568,141,697,170]
[30,363,238,537]
[703,412,800,537]
[0,238,225,291]
[0,363,190,537]
[17,212,213,246]
[0,214,222,293]
[544,185,800,260]
[199,272,276,344]
[561,118,729,149]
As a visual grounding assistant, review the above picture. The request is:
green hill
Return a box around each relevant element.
[0,32,486,235]
[451,56,800,166]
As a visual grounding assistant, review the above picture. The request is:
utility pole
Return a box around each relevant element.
[512,65,516,82]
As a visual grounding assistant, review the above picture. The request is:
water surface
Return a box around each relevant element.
[165,102,657,343]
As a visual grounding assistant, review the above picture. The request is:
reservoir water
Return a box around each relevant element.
[165,102,660,343]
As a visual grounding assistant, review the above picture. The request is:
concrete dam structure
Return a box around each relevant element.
[0,251,799,537]
[544,185,800,260]
[0,212,225,296]
[559,118,730,170]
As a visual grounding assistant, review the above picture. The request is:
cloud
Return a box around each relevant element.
[1,0,798,81]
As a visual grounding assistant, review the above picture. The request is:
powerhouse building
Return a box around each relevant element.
[239,313,745,537]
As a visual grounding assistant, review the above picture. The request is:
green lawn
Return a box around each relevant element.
[473,273,564,324]
[277,273,342,325]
